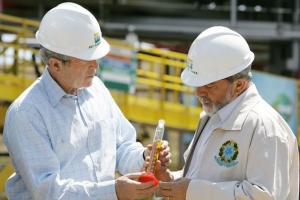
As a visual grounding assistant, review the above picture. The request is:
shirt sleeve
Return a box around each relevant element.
[3,110,118,200]
[111,94,146,174]
[94,77,146,175]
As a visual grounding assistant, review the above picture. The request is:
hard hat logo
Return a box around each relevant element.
[187,58,198,75]
[89,32,101,49]
[94,33,101,44]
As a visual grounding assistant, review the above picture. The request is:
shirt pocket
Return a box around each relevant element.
[98,117,117,157]
[52,123,88,159]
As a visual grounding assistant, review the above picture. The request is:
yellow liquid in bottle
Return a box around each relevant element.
[148,139,162,173]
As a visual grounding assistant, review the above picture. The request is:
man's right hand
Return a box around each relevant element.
[142,156,174,182]
[115,172,158,200]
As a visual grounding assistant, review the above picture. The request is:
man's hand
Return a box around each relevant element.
[143,140,172,167]
[142,157,174,182]
[115,172,158,200]
[142,140,173,181]
[158,177,191,200]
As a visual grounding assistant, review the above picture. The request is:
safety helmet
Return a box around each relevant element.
[35,2,110,60]
[181,26,254,87]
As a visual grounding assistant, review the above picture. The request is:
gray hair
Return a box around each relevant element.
[225,65,252,83]
[39,47,70,66]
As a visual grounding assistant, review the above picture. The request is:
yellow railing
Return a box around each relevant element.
[0,13,40,75]
[106,38,201,130]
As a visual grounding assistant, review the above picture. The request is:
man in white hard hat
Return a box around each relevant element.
[3,3,171,200]
[154,26,299,199]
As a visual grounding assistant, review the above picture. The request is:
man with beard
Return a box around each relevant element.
[153,26,299,200]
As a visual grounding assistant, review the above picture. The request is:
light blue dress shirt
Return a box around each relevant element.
[3,68,145,200]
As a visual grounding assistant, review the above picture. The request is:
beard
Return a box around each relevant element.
[199,86,233,117]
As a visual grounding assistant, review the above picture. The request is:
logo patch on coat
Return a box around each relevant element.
[214,140,239,168]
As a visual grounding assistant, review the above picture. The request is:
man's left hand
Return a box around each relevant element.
[158,177,191,200]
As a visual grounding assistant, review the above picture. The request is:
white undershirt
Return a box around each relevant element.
[185,113,221,178]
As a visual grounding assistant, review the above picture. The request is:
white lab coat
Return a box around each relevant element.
[178,84,299,200]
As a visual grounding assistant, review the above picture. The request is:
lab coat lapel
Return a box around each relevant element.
[183,114,210,177]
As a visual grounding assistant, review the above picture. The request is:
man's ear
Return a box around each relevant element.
[48,58,63,71]
[233,78,247,96]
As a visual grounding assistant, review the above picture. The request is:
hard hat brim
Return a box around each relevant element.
[181,68,209,87]
[64,37,110,61]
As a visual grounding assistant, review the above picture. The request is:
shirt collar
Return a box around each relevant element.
[218,85,246,124]
[218,83,261,130]
[199,91,244,130]
[41,67,69,107]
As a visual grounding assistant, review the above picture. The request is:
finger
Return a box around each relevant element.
[141,158,151,172]
[159,147,170,157]
[155,160,169,172]
[126,172,144,179]
[155,160,161,169]
[155,188,163,197]
[144,145,152,159]
[161,140,169,148]
[165,160,172,166]
[140,165,147,172]
[160,145,170,153]
[160,160,171,167]
[163,158,172,166]
[145,156,150,162]
[160,151,171,161]
[159,188,172,197]
[136,185,158,198]
[137,181,155,190]
[159,154,172,166]
[147,144,152,151]
[161,146,171,156]
[159,148,171,160]
[143,159,150,167]
[159,181,173,190]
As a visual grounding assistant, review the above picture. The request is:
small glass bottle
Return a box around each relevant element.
[147,119,165,173]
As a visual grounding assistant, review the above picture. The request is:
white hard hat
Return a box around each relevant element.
[35,2,110,60]
[181,26,254,87]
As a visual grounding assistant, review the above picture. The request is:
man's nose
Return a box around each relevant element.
[195,86,207,97]
[90,60,99,69]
